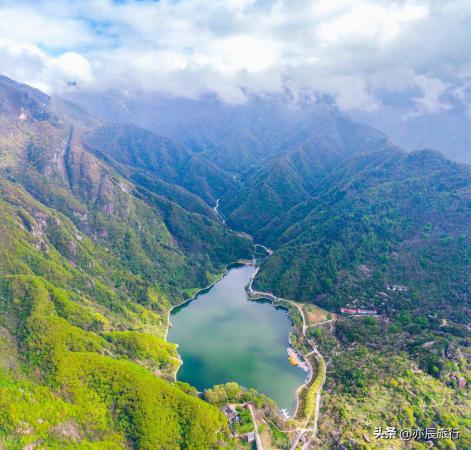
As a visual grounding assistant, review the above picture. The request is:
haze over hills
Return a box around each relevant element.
[67,89,471,169]
[1,1,470,448]
[66,92,389,172]
[350,97,471,165]
[0,74,470,449]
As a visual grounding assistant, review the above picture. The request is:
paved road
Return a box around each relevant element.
[248,404,264,450]
[254,243,273,255]
[247,272,328,449]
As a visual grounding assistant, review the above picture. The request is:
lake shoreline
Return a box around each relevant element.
[165,252,310,413]
[167,262,306,413]
[164,259,256,341]
[165,199,310,416]
[165,259,263,385]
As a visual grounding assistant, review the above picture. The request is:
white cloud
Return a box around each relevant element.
[412,75,451,114]
[0,0,470,112]
[45,52,94,89]
[0,5,94,48]
[314,1,429,46]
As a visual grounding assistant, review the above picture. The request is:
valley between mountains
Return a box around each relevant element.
[0,75,469,449]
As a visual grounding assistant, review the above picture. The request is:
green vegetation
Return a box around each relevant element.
[0,274,229,449]
[204,382,277,410]
[221,111,388,233]
[253,149,470,326]
[0,76,252,448]
[1,75,470,449]
[268,422,289,448]
[234,407,254,434]
[83,123,237,205]
[297,355,325,424]
[318,316,470,449]
[102,331,180,379]
[226,141,471,448]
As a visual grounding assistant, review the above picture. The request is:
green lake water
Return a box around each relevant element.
[168,264,306,413]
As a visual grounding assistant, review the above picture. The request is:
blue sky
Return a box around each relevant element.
[0,0,470,114]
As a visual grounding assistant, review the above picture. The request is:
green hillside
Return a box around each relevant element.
[1,74,470,449]
[220,110,390,233]
[244,147,471,449]
[83,123,237,205]
[0,76,251,449]
[0,179,232,448]
[253,149,471,320]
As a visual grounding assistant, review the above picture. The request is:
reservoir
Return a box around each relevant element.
[168,264,305,413]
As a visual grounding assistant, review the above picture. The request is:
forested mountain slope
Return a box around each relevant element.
[220,122,391,234]
[2,74,470,449]
[66,82,471,328]
[0,76,250,301]
[0,179,229,448]
[67,91,393,234]
[243,145,471,448]
[66,93,293,172]
[83,122,237,206]
[0,75,250,448]
[67,92,388,173]
[253,148,471,321]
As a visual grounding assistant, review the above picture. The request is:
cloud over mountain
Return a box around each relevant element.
[0,0,470,114]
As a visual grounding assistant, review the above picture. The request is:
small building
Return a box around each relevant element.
[357,309,378,315]
[340,307,378,315]
[386,284,408,292]
[340,307,357,314]
[246,431,255,443]
[280,408,290,420]
[221,405,239,425]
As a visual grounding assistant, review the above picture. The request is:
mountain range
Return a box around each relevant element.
[68,87,470,324]
[0,75,250,448]
[0,75,469,449]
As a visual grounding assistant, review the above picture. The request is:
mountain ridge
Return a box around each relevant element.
[0,75,469,449]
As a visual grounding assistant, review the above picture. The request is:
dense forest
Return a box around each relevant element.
[0,76,250,448]
[0,74,469,449]
[252,148,471,322]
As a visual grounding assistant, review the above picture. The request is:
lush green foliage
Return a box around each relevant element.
[103,331,180,378]
[253,149,471,324]
[316,316,470,449]
[222,117,388,233]
[204,382,277,410]
[1,74,470,450]
[0,271,229,449]
[0,76,251,449]
[234,407,254,434]
[298,356,325,423]
[83,123,236,205]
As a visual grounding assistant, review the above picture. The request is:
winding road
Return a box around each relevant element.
[214,198,327,448]
[246,266,328,448]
